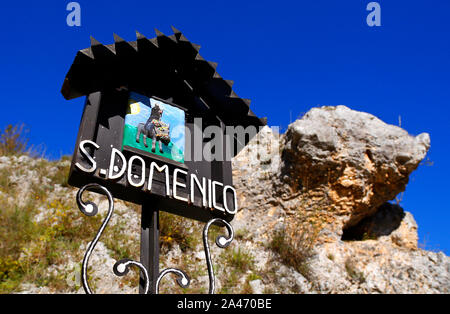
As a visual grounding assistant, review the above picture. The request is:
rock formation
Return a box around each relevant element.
[232,105,448,293]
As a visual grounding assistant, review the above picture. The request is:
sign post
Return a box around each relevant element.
[140,205,159,294]
[62,27,266,294]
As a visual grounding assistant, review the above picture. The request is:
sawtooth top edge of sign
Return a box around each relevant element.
[61,27,267,129]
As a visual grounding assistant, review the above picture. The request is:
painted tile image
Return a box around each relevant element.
[123,92,185,163]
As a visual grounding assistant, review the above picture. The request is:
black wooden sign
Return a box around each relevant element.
[61,27,266,223]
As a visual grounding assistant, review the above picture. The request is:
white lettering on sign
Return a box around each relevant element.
[77,143,238,214]
[108,148,127,180]
[207,179,213,209]
[127,155,146,187]
[148,161,171,197]
[212,181,225,213]
[75,140,99,173]
[223,185,238,215]
[173,168,189,202]
[191,174,207,207]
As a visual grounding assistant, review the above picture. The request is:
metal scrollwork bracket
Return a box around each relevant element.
[76,183,234,294]
[76,183,150,294]
[203,218,234,294]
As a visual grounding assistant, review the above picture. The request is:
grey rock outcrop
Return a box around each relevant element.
[280,106,430,236]
[232,105,448,293]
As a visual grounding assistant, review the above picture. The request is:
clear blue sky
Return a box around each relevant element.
[0,1,448,253]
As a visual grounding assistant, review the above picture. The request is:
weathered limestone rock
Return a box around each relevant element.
[280,105,430,240]
[249,279,265,294]
[309,240,449,294]
[232,105,449,293]
[234,105,430,242]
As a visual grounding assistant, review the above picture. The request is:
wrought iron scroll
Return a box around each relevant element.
[76,183,150,294]
[113,259,150,293]
[76,184,234,294]
[155,268,190,294]
[203,218,234,294]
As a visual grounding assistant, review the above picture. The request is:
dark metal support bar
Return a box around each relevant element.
[139,203,159,294]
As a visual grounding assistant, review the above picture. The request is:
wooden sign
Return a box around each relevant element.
[61,27,266,223]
